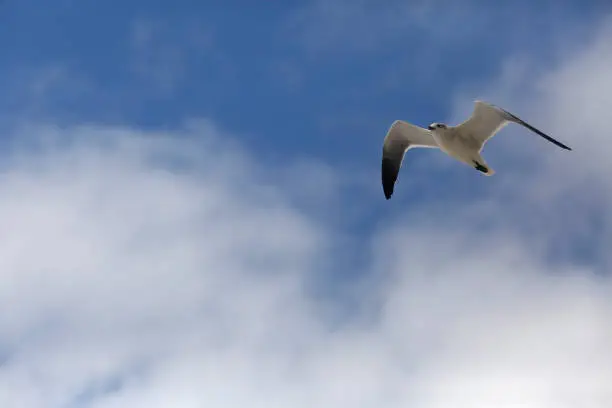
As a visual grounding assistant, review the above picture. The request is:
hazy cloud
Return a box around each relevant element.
[129,18,215,94]
[1,10,612,408]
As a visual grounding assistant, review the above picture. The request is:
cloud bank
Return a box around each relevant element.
[1,12,612,408]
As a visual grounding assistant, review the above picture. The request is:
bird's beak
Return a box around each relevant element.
[427,125,434,130]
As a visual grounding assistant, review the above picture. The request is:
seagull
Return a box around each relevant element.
[381,100,571,200]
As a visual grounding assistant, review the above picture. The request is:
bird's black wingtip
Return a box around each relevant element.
[501,106,573,152]
[383,183,394,200]
[381,158,397,200]
[555,142,572,151]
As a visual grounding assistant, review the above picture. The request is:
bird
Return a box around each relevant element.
[381,100,571,200]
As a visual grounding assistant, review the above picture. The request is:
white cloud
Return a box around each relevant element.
[0,121,328,407]
[2,14,612,408]
[439,15,612,263]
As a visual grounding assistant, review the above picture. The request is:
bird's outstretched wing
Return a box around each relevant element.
[456,100,572,151]
[381,120,438,200]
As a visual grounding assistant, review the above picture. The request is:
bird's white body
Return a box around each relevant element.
[428,124,497,176]
[381,100,571,199]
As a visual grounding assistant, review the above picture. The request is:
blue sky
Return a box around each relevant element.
[0,0,606,235]
[0,0,604,159]
[1,1,612,407]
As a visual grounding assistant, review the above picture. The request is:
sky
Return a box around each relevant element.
[1,0,612,407]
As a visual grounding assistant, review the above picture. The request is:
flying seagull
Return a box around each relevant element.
[381,100,571,200]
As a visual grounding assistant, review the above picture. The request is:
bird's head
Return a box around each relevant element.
[427,122,447,131]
